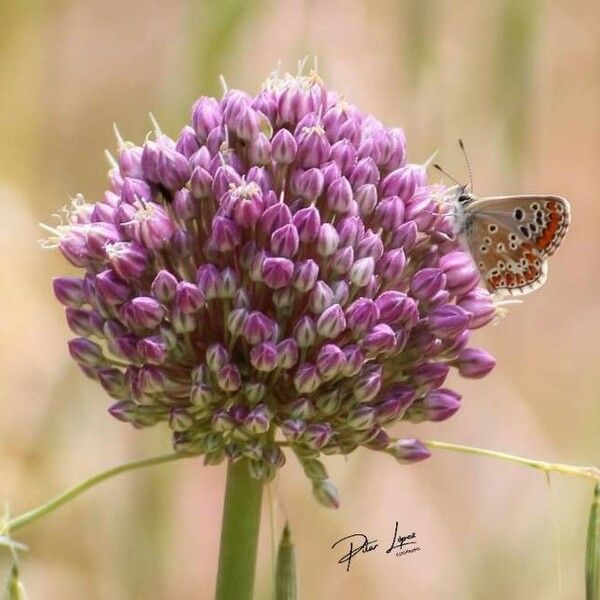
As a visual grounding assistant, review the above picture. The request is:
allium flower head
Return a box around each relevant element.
[45,62,496,504]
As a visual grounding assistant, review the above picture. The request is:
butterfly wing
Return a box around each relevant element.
[462,195,570,296]
[466,195,570,259]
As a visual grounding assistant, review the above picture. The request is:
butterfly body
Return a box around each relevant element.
[452,188,571,297]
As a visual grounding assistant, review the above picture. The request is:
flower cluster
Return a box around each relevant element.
[47,66,496,506]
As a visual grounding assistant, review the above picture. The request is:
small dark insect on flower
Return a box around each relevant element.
[43,61,496,501]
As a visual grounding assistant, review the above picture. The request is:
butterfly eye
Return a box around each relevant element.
[530,202,540,211]
[514,208,524,221]
[479,245,488,253]
[519,225,530,238]
[487,224,498,234]
[497,243,506,252]
[529,223,537,233]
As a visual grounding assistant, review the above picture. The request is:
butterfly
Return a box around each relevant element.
[435,142,571,297]
[453,190,571,296]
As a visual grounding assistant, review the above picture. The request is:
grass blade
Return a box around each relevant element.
[586,484,600,599]
[275,522,297,600]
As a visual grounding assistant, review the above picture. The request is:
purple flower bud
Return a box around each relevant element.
[192,96,222,142]
[410,362,449,390]
[122,296,165,329]
[375,291,417,326]
[356,230,384,261]
[390,439,431,464]
[212,216,241,252]
[151,270,178,303]
[137,335,168,364]
[229,183,264,228]
[95,269,130,305]
[330,139,357,174]
[380,164,426,200]
[316,303,346,338]
[250,342,278,372]
[206,343,229,372]
[172,189,197,221]
[376,196,405,231]
[353,369,382,402]
[122,202,175,250]
[212,409,235,432]
[296,125,330,168]
[137,365,166,394]
[336,217,363,249]
[309,281,334,313]
[376,385,416,423]
[218,267,237,299]
[294,363,321,394]
[390,220,418,252]
[108,401,137,423]
[271,224,299,258]
[271,128,297,164]
[65,307,103,337]
[316,344,347,381]
[428,304,470,339]
[98,368,128,400]
[68,337,106,368]
[349,257,375,287]
[363,323,397,357]
[190,166,213,198]
[86,222,122,256]
[244,311,276,344]
[456,348,496,378]
[376,249,406,282]
[439,251,481,297]
[347,406,376,430]
[212,164,243,200]
[262,257,294,289]
[293,259,319,292]
[317,223,339,257]
[352,184,376,218]
[118,144,144,179]
[281,419,306,441]
[458,289,496,329]
[260,203,292,237]
[276,338,299,369]
[349,157,379,189]
[225,308,247,337]
[345,298,380,334]
[175,126,200,158]
[196,264,221,299]
[120,177,153,205]
[303,423,333,450]
[292,206,321,243]
[169,408,194,432]
[143,141,191,191]
[53,276,86,308]
[326,176,353,213]
[244,405,271,434]
[112,334,140,362]
[233,106,260,142]
[294,315,317,348]
[289,396,315,420]
[410,268,446,301]
[175,281,204,314]
[217,364,241,392]
[328,246,353,276]
[313,479,340,509]
[190,383,213,406]
[291,167,324,201]
[413,388,461,422]
[342,345,364,376]
[248,132,271,166]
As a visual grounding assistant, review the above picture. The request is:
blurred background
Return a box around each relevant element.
[0,0,598,598]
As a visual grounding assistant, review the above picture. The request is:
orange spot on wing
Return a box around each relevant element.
[536,211,560,250]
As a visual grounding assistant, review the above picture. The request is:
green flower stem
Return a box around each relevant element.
[4,452,188,534]
[215,458,264,600]
[425,440,600,482]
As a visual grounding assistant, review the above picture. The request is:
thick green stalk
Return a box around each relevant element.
[215,459,264,600]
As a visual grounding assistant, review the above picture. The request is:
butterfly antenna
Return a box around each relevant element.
[458,139,474,192]
[433,163,462,187]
